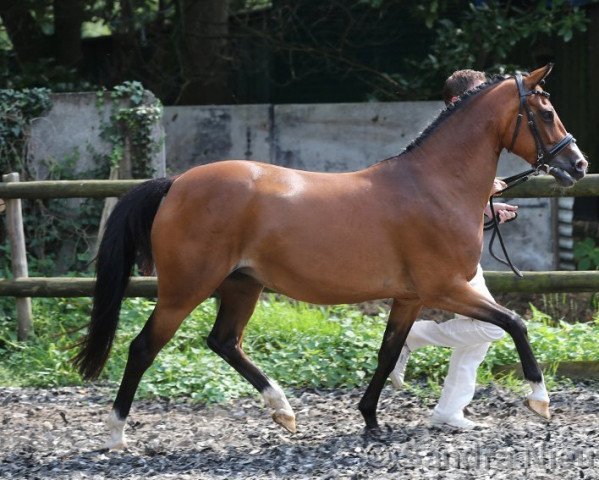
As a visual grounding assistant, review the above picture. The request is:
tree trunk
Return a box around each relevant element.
[0,0,46,66]
[53,0,85,67]
[176,0,232,104]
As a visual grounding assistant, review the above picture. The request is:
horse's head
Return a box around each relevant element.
[503,64,588,187]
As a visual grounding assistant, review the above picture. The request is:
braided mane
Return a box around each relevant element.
[402,74,508,154]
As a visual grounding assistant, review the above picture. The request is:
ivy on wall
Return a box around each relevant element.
[97,81,163,178]
[0,82,163,275]
[0,88,52,177]
[0,81,163,180]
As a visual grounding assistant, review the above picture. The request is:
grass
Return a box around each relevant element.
[0,295,598,404]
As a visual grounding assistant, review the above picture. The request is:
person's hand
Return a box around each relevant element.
[491,178,507,196]
[484,202,518,224]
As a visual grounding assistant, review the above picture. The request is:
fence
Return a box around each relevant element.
[1,174,599,339]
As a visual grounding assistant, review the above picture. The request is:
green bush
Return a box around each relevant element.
[574,237,599,270]
[0,296,597,403]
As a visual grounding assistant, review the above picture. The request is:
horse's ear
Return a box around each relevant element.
[524,64,554,89]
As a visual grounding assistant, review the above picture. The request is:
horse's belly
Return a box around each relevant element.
[245,246,407,304]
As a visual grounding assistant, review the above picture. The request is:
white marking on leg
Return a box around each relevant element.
[105,409,127,450]
[262,383,294,417]
[262,382,296,432]
[526,376,551,419]
[528,376,550,403]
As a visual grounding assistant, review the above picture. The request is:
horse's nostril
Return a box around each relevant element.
[576,158,588,172]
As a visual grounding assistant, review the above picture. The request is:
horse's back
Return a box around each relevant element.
[156,159,384,252]
[165,159,375,217]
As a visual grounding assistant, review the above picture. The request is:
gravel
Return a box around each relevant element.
[1,382,598,479]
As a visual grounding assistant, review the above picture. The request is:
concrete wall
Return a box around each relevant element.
[28,92,165,179]
[163,104,270,174]
[163,102,567,271]
[163,102,441,173]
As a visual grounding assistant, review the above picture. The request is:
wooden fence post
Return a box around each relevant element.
[2,173,34,339]
[95,166,120,255]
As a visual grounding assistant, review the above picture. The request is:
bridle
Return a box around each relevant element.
[485,72,577,277]
[507,72,576,174]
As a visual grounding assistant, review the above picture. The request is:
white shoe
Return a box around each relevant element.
[430,411,478,430]
[389,346,410,389]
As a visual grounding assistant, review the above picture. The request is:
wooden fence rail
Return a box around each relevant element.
[0,174,598,199]
[0,179,144,199]
[1,271,599,297]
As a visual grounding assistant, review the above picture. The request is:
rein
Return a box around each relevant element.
[485,72,577,277]
[483,170,535,277]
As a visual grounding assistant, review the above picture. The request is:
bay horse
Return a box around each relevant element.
[74,65,587,449]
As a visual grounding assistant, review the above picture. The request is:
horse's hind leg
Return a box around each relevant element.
[359,299,422,431]
[106,257,226,450]
[207,273,296,433]
[430,284,550,419]
[105,299,201,449]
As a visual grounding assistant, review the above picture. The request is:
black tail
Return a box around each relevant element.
[73,177,173,380]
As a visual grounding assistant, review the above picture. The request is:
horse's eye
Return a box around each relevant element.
[541,110,554,123]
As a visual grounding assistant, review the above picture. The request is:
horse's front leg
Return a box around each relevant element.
[359,299,422,430]
[429,283,550,419]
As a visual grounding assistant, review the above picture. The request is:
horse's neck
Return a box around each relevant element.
[426,116,500,195]
[388,100,505,211]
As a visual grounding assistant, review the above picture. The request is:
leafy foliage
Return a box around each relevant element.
[1,1,592,103]
[0,88,52,175]
[0,156,109,277]
[0,81,163,276]
[574,237,599,270]
[393,0,590,98]
[0,296,597,403]
[0,61,93,93]
[0,87,108,275]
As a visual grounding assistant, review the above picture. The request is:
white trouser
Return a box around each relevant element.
[406,265,505,418]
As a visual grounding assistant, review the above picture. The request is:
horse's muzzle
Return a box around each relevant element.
[547,144,588,187]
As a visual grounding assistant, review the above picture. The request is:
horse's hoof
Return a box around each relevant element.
[272,411,297,433]
[363,426,384,440]
[104,438,128,450]
[527,399,551,420]
[362,420,383,436]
